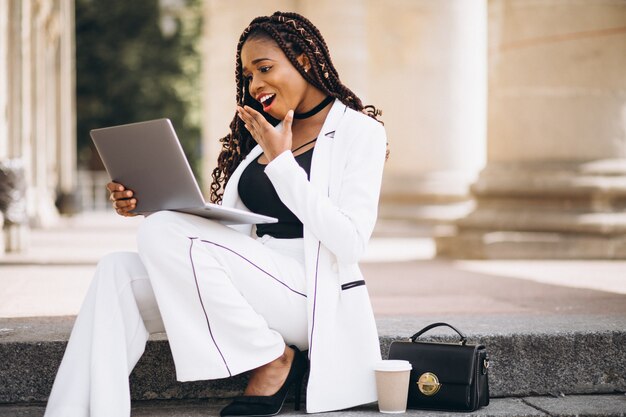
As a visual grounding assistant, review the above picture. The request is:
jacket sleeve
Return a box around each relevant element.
[264,120,387,264]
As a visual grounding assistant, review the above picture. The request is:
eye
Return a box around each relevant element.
[259,66,271,73]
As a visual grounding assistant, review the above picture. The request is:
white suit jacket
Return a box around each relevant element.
[221,99,387,413]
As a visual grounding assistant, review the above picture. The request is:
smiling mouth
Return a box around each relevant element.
[259,94,276,111]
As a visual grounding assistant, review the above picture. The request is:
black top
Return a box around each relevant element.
[238,148,314,238]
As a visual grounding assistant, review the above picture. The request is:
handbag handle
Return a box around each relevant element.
[410,322,468,345]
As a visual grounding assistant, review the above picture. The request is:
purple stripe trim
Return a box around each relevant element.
[188,237,232,376]
[308,242,321,360]
[199,239,306,298]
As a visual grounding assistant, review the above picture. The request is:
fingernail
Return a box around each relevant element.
[131,199,136,204]
[126,191,132,196]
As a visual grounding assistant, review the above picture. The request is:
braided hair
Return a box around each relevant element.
[209,11,383,203]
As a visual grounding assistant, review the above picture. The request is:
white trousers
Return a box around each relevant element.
[44,211,309,417]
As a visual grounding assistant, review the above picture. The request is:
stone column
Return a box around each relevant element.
[0,0,8,254]
[7,1,23,158]
[3,0,31,253]
[28,0,59,228]
[55,0,79,214]
[21,0,37,228]
[367,0,488,228]
[438,0,626,258]
[0,1,8,159]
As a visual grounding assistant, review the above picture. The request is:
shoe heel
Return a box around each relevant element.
[293,377,302,411]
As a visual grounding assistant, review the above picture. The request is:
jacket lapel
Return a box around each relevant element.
[309,99,347,195]
[303,100,347,360]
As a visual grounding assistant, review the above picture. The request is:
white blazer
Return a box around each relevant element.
[221,99,387,413]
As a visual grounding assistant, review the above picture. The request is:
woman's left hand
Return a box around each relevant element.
[237,105,294,162]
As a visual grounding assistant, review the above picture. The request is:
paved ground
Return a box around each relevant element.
[1,395,625,417]
[1,212,625,318]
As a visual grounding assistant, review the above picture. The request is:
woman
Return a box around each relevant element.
[44,11,386,417]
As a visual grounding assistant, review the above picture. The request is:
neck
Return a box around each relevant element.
[290,99,333,144]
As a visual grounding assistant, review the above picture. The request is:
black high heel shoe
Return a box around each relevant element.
[220,345,308,417]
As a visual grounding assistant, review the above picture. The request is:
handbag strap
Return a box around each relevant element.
[410,322,468,345]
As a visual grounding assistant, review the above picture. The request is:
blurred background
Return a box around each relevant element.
[1,0,625,259]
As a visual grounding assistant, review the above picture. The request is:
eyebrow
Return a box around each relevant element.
[253,57,273,64]
[242,57,275,73]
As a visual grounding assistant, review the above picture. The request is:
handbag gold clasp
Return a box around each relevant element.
[417,372,441,396]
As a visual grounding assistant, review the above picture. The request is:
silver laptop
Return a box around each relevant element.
[90,118,277,225]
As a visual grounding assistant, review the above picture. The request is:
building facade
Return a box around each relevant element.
[0,0,77,253]
[202,0,626,259]
[2,0,625,259]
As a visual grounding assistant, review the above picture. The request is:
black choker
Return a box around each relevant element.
[294,96,334,119]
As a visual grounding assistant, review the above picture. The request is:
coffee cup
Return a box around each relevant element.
[374,360,412,413]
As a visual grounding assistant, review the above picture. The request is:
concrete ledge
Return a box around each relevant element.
[378,315,626,398]
[1,315,625,403]
[1,395,625,417]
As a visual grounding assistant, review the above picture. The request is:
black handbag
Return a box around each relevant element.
[387,322,490,411]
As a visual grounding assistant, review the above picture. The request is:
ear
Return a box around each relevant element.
[296,53,312,73]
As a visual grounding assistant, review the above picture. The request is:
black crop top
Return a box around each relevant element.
[238,149,314,238]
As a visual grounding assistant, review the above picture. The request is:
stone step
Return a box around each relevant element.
[1,315,625,404]
[1,395,626,417]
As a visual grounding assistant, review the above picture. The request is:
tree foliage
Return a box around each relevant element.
[75,0,203,180]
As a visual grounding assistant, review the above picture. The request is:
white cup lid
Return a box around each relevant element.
[374,360,412,372]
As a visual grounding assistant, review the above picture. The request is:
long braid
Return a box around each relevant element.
[210,11,383,203]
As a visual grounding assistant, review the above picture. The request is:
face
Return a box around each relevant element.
[240,36,313,119]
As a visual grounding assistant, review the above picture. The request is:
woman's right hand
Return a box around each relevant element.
[106,182,138,217]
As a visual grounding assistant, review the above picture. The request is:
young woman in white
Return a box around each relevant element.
[44,11,387,417]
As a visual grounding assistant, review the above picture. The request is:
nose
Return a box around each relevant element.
[248,76,265,98]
